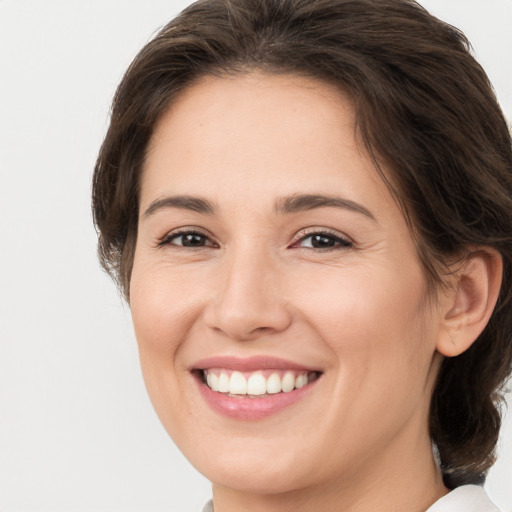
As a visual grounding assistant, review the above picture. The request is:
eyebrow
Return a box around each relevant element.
[143,193,375,221]
[275,194,376,220]
[143,195,216,218]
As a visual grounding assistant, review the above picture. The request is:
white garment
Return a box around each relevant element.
[426,485,501,512]
[202,485,501,511]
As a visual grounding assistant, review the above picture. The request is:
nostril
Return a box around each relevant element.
[204,309,293,342]
[202,269,293,340]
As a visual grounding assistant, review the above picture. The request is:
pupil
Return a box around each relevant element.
[312,234,335,248]
[183,234,204,246]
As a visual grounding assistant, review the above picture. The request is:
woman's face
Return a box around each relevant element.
[130,73,445,494]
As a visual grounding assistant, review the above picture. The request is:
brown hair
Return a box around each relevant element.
[92,0,512,487]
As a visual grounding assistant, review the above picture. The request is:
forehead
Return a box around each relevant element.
[141,71,392,219]
[146,71,356,164]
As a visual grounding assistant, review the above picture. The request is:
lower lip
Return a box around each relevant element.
[195,373,319,420]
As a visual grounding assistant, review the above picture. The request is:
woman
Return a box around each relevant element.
[92,0,512,510]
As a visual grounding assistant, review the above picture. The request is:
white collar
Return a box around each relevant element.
[426,485,501,512]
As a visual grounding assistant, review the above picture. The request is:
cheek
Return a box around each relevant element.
[129,262,203,436]
[130,257,206,352]
[293,266,437,449]
[292,261,435,385]
[297,260,426,330]
[129,260,204,411]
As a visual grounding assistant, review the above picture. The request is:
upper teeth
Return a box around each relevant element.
[203,369,312,396]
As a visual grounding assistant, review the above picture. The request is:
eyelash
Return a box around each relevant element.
[157,228,353,251]
[291,228,353,251]
[157,229,218,249]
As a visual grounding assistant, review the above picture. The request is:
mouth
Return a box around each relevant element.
[200,368,320,397]
[191,356,323,419]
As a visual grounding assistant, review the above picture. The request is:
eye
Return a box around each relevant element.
[158,230,217,248]
[292,230,353,250]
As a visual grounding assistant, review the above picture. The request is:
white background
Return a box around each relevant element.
[0,1,511,511]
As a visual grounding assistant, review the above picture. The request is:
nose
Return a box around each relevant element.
[203,246,292,341]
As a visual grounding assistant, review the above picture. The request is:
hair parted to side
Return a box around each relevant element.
[92,0,512,488]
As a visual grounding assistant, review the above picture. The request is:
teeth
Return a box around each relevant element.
[281,372,295,393]
[266,373,281,394]
[210,372,219,391]
[218,372,229,393]
[229,372,247,395]
[203,369,314,396]
[295,373,307,389]
[247,373,267,395]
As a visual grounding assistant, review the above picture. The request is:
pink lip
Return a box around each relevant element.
[192,355,319,372]
[191,356,321,421]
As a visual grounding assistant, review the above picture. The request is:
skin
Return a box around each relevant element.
[129,72,500,512]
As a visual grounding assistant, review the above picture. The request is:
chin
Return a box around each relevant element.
[197,454,313,495]
[174,426,336,496]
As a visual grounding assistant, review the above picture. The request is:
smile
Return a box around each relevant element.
[202,369,319,397]
[193,356,322,420]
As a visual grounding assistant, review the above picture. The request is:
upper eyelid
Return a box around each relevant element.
[160,226,214,238]
[293,227,353,243]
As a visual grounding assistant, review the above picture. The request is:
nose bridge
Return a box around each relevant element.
[204,240,291,340]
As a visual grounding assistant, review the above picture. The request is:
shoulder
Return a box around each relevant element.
[427,485,502,512]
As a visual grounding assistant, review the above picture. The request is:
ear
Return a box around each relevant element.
[436,248,503,358]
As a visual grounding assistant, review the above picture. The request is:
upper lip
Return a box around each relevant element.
[192,355,321,372]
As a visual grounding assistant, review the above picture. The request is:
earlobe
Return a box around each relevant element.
[436,248,503,358]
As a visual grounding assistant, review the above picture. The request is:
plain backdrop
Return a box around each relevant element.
[0,1,511,511]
